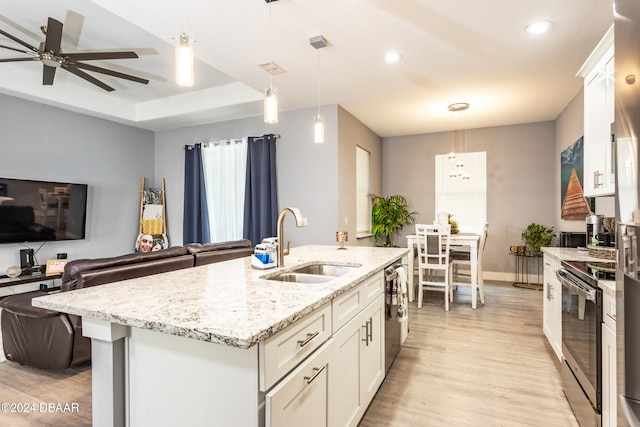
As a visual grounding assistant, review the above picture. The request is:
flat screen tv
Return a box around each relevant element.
[0,177,88,244]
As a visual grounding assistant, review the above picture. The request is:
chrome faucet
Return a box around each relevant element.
[277,207,305,267]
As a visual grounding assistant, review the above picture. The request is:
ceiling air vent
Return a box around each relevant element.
[258,61,287,75]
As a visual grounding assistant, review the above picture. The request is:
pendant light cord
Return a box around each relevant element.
[317,48,320,115]
[268,3,273,86]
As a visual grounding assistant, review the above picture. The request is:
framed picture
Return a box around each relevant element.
[45,259,67,276]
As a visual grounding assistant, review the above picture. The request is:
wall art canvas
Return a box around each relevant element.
[560,136,594,220]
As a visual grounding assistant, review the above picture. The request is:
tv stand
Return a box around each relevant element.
[0,271,61,291]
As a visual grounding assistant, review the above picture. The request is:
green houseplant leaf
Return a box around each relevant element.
[521,223,554,255]
[370,194,416,247]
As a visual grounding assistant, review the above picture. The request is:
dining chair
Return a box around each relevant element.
[450,222,489,305]
[415,223,453,310]
[38,188,58,226]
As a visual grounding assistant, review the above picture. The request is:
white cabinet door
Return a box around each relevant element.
[360,294,385,404]
[602,321,616,427]
[330,307,365,427]
[542,255,562,361]
[581,28,614,197]
[330,293,385,427]
[266,338,333,427]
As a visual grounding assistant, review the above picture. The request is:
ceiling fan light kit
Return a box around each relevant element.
[0,17,148,92]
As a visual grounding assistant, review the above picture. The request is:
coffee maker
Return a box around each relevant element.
[586,214,604,246]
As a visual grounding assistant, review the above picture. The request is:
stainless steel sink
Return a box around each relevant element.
[263,262,362,283]
[267,273,335,283]
[289,263,361,277]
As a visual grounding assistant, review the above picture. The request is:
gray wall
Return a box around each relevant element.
[154,105,345,248]
[0,93,154,272]
[0,85,608,282]
[554,86,615,230]
[381,121,556,278]
[337,106,382,247]
[154,104,384,250]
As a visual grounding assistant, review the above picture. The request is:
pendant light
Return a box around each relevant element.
[310,35,328,144]
[175,1,194,87]
[447,102,471,180]
[175,32,194,86]
[264,0,279,124]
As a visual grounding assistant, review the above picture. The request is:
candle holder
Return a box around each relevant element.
[336,231,348,250]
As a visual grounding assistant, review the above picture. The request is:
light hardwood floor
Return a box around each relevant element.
[0,281,578,426]
[359,281,579,427]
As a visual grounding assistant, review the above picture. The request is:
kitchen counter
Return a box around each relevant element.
[33,244,408,427]
[541,246,615,293]
[32,245,408,349]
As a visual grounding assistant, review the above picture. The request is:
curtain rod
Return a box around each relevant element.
[182,134,280,150]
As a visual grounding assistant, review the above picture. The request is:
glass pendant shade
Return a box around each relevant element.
[448,152,456,160]
[314,114,325,143]
[176,33,194,87]
[264,85,278,124]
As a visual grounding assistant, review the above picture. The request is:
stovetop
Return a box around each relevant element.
[562,259,616,283]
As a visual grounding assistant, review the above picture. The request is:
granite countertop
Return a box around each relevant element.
[541,247,615,293]
[32,245,408,349]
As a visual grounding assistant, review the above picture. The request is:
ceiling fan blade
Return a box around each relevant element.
[64,51,139,61]
[44,18,63,55]
[0,57,39,63]
[73,62,149,85]
[0,28,39,53]
[63,64,114,92]
[43,64,56,85]
[0,43,35,56]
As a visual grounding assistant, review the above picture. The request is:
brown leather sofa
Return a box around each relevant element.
[0,240,253,370]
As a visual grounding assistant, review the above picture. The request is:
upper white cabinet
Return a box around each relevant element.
[578,25,615,197]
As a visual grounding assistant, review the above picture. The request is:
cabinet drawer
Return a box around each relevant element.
[265,338,333,427]
[260,303,332,391]
[332,272,383,332]
[543,255,560,274]
[603,289,616,329]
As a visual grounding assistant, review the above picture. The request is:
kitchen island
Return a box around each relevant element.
[33,245,408,427]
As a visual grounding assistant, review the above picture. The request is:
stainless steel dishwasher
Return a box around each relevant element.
[384,262,403,374]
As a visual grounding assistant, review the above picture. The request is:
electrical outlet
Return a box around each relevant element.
[303,217,308,226]
[345,216,348,225]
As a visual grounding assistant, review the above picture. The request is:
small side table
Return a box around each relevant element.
[510,252,542,290]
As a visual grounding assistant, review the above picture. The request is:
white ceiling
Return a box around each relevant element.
[0,0,612,137]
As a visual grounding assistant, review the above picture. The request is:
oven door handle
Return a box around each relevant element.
[556,268,596,302]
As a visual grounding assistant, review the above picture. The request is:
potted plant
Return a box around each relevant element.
[521,223,554,255]
[448,213,459,234]
[370,194,416,247]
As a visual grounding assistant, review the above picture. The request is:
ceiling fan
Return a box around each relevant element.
[0,17,149,92]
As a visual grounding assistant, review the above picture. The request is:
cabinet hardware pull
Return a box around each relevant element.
[367,317,373,343]
[297,331,319,348]
[362,321,370,346]
[594,170,603,188]
[304,364,327,384]
[606,312,617,322]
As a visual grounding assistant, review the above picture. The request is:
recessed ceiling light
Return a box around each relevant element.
[448,102,470,112]
[384,51,403,63]
[526,20,552,34]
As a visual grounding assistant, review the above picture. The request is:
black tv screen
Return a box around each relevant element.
[0,178,88,244]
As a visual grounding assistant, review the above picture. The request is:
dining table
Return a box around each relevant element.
[406,231,482,309]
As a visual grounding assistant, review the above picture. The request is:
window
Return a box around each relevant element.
[356,146,371,237]
[435,152,486,233]
[201,139,248,242]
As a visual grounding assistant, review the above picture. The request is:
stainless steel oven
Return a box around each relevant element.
[557,261,604,427]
